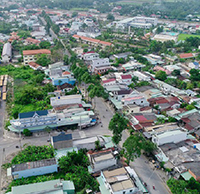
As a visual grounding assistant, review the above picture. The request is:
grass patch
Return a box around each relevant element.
[70,7,88,11]
[178,34,200,41]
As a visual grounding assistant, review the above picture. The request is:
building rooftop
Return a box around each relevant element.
[2,42,12,57]
[10,179,74,194]
[103,167,135,192]
[52,132,72,143]
[23,49,51,55]
[12,158,56,172]
[19,110,48,119]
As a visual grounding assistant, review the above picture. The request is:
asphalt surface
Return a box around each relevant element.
[120,131,170,194]
[0,97,169,194]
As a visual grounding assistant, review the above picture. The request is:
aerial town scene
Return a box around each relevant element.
[0,0,200,194]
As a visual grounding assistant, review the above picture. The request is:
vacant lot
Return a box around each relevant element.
[178,34,200,41]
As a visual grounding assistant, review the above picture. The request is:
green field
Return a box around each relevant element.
[178,34,200,41]
[117,0,177,5]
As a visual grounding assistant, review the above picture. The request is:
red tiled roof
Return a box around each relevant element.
[72,35,112,46]
[184,123,193,131]
[140,106,152,111]
[179,53,194,59]
[26,37,40,44]
[140,122,154,127]
[28,62,41,68]
[134,115,147,122]
[62,71,71,75]
[181,118,191,123]
[156,98,169,104]
[102,79,116,84]
[23,49,51,55]
[121,74,132,79]
[133,124,143,130]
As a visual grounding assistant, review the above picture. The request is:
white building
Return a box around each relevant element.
[100,167,139,194]
[152,129,188,146]
[50,95,82,107]
[87,149,117,173]
[153,34,178,42]
[115,16,158,29]
[82,52,100,61]
[121,91,149,106]
[90,58,111,73]
[2,42,12,63]
[132,71,151,81]
[23,49,51,65]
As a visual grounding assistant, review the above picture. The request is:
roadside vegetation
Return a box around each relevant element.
[5,149,99,193]
[0,65,55,119]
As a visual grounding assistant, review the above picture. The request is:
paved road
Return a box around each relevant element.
[0,97,169,194]
[120,131,170,194]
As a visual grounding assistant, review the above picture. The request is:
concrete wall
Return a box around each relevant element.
[12,164,58,179]
[93,158,117,173]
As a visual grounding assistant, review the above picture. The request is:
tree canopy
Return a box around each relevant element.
[123,133,156,165]
[155,70,167,81]
[109,113,128,144]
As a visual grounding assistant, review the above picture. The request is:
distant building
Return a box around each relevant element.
[73,35,113,48]
[152,129,188,146]
[28,62,42,70]
[90,58,112,74]
[51,132,73,149]
[11,158,58,179]
[87,149,117,173]
[2,42,12,63]
[23,49,51,65]
[7,179,75,194]
[153,34,178,42]
[9,110,57,131]
[99,167,139,194]
[50,95,82,107]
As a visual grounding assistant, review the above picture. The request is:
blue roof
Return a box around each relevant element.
[193,62,199,66]
[19,110,48,119]
[52,132,72,143]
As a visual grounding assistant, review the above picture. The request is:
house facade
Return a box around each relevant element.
[51,132,73,149]
[100,167,139,194]
[10,110,57,131]
[2,42,12,63]
[23,49,51,65]
[87,149,117,173]
[11,158,58,179]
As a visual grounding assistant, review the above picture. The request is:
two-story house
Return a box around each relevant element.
[23,49,51,65]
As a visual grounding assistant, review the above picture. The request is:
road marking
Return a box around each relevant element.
[79,131,86,138]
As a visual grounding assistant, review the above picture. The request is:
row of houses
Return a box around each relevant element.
[8,94,96,132]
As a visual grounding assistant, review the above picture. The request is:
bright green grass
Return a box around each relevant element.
[70,8,88,11]
[178,34,200,41]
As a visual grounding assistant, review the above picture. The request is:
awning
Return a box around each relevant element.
[181,171,193,181]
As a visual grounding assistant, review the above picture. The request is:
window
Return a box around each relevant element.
[123,191,126,194]
[141,101,143,103]
[130,190,132,192]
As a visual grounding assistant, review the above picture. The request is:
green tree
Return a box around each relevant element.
[172,69,180,76]
[39,41,51,49]
[36,54,51,66]
[109,113,128,144]
[95,140,101,150]
[186,104,195,111]
[107,13,115,21]
[23,128,32,136]
[64,55,69,65]
[123,133,156,165]
[155,70,167,81]
[72,12,78,18]
[190,69,200,81]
